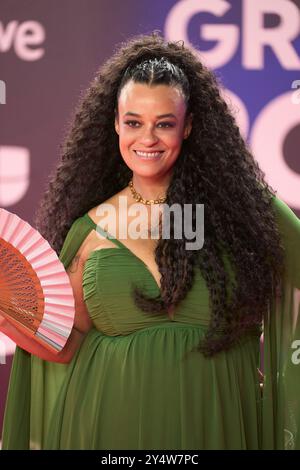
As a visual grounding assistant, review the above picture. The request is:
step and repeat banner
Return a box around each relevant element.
[0,0,299,435]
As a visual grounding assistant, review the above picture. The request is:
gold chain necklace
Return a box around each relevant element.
[128,179,167,205]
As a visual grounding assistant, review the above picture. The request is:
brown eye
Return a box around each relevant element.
[157,122,175,128]
[124,120,140,127]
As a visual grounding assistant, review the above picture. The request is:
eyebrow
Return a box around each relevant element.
[123,112,177,119]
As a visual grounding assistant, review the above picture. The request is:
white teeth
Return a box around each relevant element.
[135,151,163,157]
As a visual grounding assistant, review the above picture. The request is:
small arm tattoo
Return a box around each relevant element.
[68,255,82,274]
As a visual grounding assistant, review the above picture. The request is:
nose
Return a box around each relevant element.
[139,126,159,146]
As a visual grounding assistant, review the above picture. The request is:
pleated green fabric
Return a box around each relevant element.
[1,195,299,450]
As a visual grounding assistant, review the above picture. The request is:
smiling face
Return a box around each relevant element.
[114,81,192,181]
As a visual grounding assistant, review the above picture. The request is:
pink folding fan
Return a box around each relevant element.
[0,208,75,353]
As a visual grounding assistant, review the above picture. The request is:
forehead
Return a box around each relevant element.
[117,81,186,114]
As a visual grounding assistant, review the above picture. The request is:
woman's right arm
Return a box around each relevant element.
[0,317,86,363]
[0,241,94,364]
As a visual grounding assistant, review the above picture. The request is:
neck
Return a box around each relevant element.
[130,174,170,201]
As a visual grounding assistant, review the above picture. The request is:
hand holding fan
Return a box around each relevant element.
[0,208,75,354]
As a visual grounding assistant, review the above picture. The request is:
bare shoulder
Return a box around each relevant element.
[84,188,130,254]
[87,187,130,225]
[66,197,117,272]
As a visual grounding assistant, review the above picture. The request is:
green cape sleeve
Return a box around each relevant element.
[262,196,300,449]
[1,217,92,449]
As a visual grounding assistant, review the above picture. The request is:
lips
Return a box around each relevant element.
[134,150,164,158]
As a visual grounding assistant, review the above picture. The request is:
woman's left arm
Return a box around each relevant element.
[272,195,300,289]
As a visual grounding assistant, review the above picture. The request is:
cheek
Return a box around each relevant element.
[119,129,135,146]
[118,137,131,154]
[166,134,184,150]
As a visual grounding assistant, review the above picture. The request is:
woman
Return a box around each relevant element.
[1,31,300,450]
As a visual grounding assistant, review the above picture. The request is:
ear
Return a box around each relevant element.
[183,112,193,140]
[115,121,119,135]
[114,110,119,135]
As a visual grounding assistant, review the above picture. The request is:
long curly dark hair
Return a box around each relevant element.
[34,31,285,357]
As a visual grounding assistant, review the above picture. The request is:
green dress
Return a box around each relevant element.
[1,195,300,450]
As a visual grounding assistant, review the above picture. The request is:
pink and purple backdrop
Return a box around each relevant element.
[0,0,299,436]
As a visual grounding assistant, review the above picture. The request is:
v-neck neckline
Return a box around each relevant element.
[83,213,162,292]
